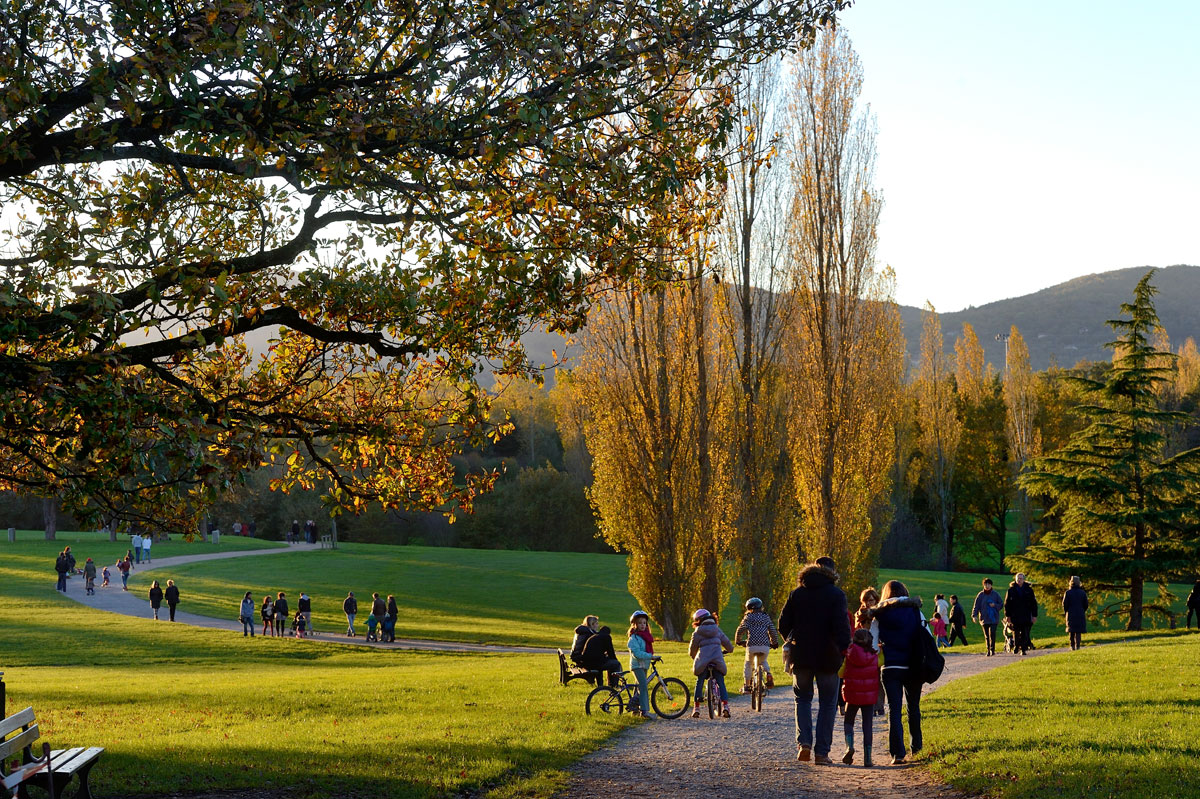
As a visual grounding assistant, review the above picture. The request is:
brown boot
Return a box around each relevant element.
[796,745,811,762]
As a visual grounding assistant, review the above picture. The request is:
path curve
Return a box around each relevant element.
[554,645,1069,799]
[58,543,556,654]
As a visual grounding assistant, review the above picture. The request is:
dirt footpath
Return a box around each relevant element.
[555,649,1061,799]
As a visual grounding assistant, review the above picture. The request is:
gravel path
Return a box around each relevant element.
[58,544,556,654]
[555,647,1066,799]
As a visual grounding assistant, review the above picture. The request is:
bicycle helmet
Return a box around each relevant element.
[629,609,650,623]
[692,608,712,623]
[745,597,763,611]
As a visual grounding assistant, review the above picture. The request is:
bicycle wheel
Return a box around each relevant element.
[706,676,717,719]
[650,677,690,719]
[751,673,763,712]
[585,686,624,716]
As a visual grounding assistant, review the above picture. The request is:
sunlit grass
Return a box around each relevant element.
[923,634,1200,798]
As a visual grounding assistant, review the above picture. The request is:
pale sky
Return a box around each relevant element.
[840,1,1200,312]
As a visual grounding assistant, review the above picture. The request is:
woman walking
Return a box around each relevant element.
[1062,576,1088,651]
[148,580,164,620]
[869,580,925,765]
[117,557,132,591]
[164,579,180,621]
[240,591,257,637]
[261,595,275,637]
[273,592,289,636]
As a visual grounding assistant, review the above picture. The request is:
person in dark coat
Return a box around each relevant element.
[868,580,925,765]
[164,579,180,621]
[343,591,358,636]
[777,556,852,766]
[383,595,399,642]
[947,595,968,646]
[148,580,164,620]
[1061,576,1088,651]
[570,615,599,664]
[55,551,69,592]
[577,624,622,687]
[273,591,289,636]
[1004,573,1038,655]
[1186,580,1200,629]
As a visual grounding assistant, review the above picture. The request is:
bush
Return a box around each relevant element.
[456,465,608,552]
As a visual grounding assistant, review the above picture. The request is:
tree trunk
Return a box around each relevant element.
[1127,522,1145,630]
[43,497,57,541]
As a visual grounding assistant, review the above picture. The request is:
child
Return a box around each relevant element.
[931,612,949,649]
[380,611,396,644]
[627,610,654,718]
[1002,618,1017,654]
[100,565,110,588]
[365,613,378,642]
[840,628,880,767]
[688,608,734,719]
[293,611,307,638]
[261,595,275,637]
[734,597,779,693]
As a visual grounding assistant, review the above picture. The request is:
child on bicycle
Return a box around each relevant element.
[365,612,379,642]
[627,610,655,718]
[734,597,779,694]
[840,628,880,767]
[688,608,734,718]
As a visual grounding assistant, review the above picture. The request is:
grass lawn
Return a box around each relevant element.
[2,536,657,799]
[923,633,1200,798]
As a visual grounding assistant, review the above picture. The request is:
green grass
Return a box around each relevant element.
[923,634,1200,798]
[1,537,652,798]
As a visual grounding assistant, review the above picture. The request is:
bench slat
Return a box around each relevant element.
[0,724,39,762]
[49,747,105,776]
[0,707,36,739]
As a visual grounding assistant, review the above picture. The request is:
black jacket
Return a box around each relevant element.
[570,624,594,663]
[1062,587,1088,633]
[870,596,923,669]
[578,629,617,669]
[386,598,398,619]
[343,596,358,614]
[949,601,967,628]
[273,597,289,617]
[1004,581,1038,626]
[298,595,311,613]
[149,586,163,607]
[164,584,180,604]
[777,564,851,673]
[372,597,386,616]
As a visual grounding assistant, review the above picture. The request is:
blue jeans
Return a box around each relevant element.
[242,616,255,636]
[134,546,141,563]
[882,669,922,758]
[631,667,650,713]
[56,572,67,591]
[346,613,356,634]
[695,671,729,703]
[792,667,839,756]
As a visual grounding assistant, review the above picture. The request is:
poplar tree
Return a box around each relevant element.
[1010,272,1200,630]
[1003,326,1040,549]
[915,306,961,570]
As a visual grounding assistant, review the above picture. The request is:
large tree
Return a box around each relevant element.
[0,0,843,529]
[914,306,961,570]
[784,25,903,591]
[1010,272,1200,630]
[1003,326,1040,549]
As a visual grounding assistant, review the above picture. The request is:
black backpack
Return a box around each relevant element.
[910,621,945,684]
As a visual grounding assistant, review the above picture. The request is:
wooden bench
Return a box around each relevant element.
[0,707,103,799]
[557,649,602,687]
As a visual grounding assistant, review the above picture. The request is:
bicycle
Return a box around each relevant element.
[696,665,724,719]
[585,657,690,719]
[748,652,769,712]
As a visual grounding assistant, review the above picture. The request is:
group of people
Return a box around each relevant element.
[249,590,314,637]
[568,557,1122,769]
[287,519,321,545]
[147,579,181,620]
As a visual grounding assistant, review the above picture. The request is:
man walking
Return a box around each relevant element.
[947,594,969,646]
[344,591,358,636]
[1004,573,1038,655]
[777,556,852,766]
[972,578,1004,656]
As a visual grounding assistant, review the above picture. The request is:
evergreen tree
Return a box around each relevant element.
[1010,272,1200,630]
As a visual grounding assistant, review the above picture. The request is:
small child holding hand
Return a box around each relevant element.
[932,612,949,649]
[840,628,880,767]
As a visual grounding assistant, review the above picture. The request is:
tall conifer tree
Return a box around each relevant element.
[1010,272,1200,630]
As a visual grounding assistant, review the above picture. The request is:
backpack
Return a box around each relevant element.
[910,621,945,684]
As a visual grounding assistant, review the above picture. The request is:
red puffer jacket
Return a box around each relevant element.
[841,642,880,706]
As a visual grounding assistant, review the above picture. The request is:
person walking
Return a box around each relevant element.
[840,628,881,767]
[777,556,852,766]
[273,592,289,636]
[947,594,969,646]
[164,579,180,621]
[343,591,358,636]
[972,578,1004,656]
[290,520,299,544]
[297,592,312,632]
[934,593,950,624]
[117,556,132,591]
[384,594,399,643]
[83,558,97,595]
[261,595,275,637]
[55,550,69,592]
[868,580,926,765]
[142,534,152,563]
[149,580,164,620]
[240,591,257,637]
[1004,573,1038,656]
[131,532,143,564]
[1186,580,1200,629]
[1062,576,1088,651]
